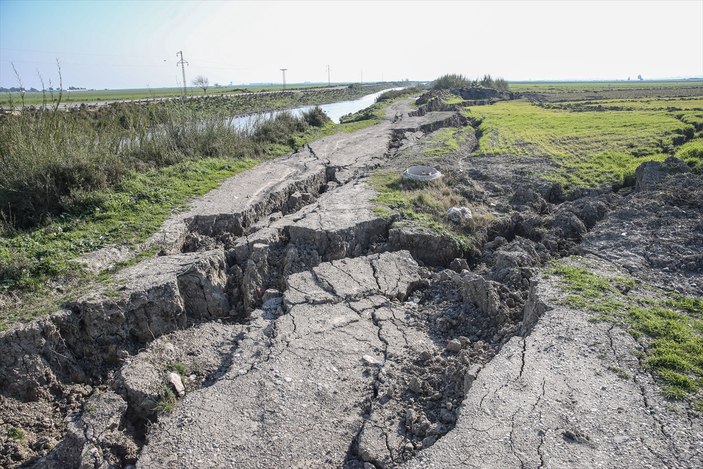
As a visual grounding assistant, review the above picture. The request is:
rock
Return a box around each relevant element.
[446,339,463,352]
[262,289,282,304]
[389,223,464,266]
[422,435,438,448]
[114,359,161,418]
[449,258,469,272]
[168,372,185,397]
[181,232,217,253]
[38,390,134,468]
[635,156,690,192]
[287,191,303,211]
[510,187,548,213]
[447,206,472,224]
[362,355,382,366]
[550,211,587,240]
[357,424,389,465]
[115,322,242,420]
[408,376,423,393]
[457,273,509,323]
[262,289,284,311]
[563,196,612,229]
[463,364,482,394]
[411,414,431,436]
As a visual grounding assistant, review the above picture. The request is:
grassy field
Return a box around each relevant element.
[510,80,703,102]
[465,95,701,188]
[0,82,378,107]
[510,80,703,93]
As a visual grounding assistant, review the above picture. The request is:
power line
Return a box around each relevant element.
[176,50,188,97]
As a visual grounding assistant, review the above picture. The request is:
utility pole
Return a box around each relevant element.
[280,68,287,89]
[176,51,188,97]
[327,65,331,86]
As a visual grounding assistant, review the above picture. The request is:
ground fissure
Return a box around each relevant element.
[1,91,701,468]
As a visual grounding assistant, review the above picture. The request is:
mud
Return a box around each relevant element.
[1,95,701,468]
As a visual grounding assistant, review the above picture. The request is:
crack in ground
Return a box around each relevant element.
[536,430,546,469]
[518,337,528,380]
[508,408,527,469]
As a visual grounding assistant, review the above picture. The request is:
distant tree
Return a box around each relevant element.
[637,74,643,81]
[193,75,209,95]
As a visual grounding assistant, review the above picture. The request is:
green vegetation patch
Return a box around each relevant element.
[550,261,703,401]
[674,139,703,173]
[369,170,481,251]
[423,127,474,158]
[6,427,25,441]
[169,362,189,376]
[155,386,177,415]
[339,102,386,124]
[432,74,508,91]
[470,100,694,188]
[509,80,703,96]
[0,157,256,327]
[0,82,396,108]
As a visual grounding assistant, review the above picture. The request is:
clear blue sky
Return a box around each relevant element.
[1,0,702,90]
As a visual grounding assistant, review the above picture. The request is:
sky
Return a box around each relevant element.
[1,0,702,90]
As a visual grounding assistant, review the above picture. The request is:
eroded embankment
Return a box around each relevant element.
[2,95,700,469]
[0,102,486,468]
[0,99,605,468]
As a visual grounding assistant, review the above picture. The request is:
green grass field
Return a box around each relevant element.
[510,80,703,93]
[465,96,700,187]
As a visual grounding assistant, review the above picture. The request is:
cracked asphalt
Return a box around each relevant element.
[138,252,428,468]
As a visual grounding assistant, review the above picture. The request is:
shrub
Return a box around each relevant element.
[302,106,331,127]
[375,86,426,102]
[431,74,509,92]
[432,74,472,90]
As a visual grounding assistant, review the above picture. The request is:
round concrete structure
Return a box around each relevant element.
[402,165,442,182]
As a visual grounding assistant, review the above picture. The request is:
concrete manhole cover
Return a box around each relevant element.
[402,165,442,182]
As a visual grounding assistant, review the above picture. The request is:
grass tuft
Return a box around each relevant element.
[551,261,703,401]
[155,386,177,415]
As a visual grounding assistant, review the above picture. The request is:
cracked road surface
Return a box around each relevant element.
[4,92,701,469]
[138,252,430,468]
[403,266,703,469]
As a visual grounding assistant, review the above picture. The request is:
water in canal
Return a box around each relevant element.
[229,87,405,130]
